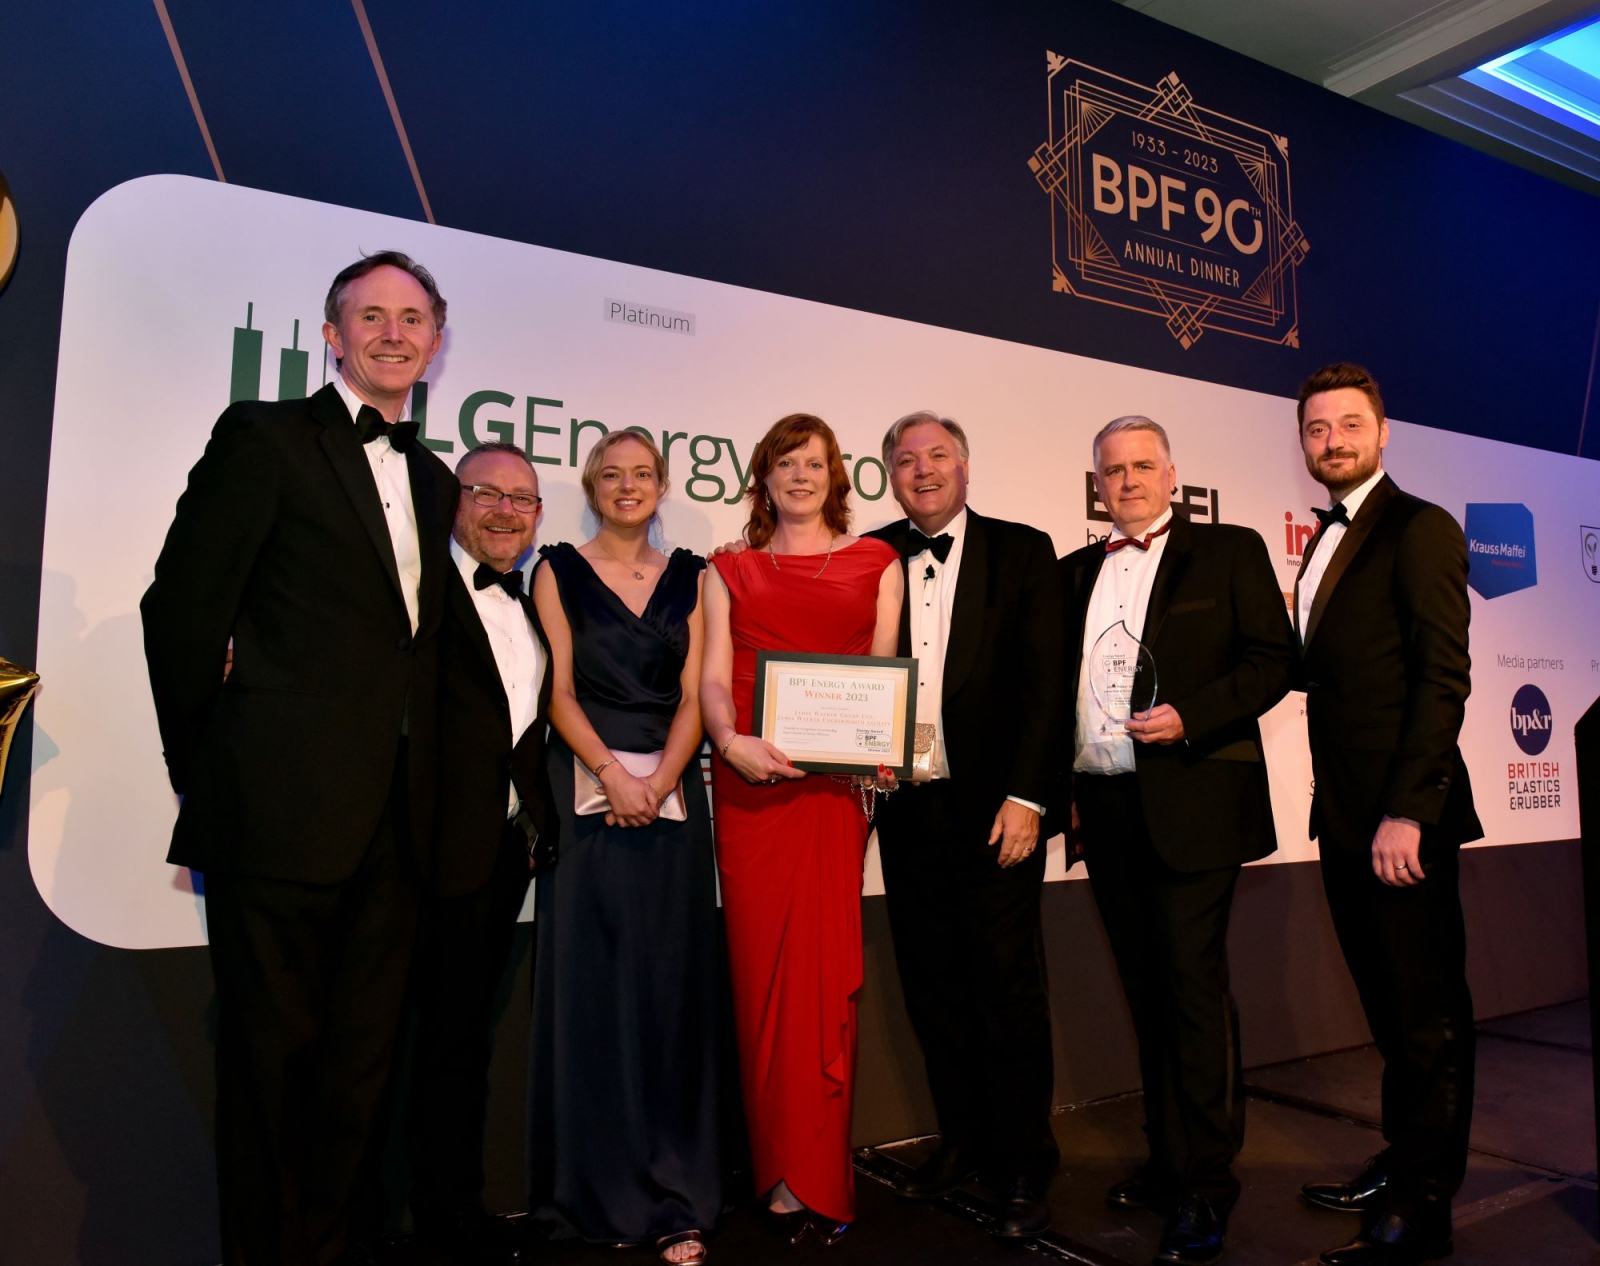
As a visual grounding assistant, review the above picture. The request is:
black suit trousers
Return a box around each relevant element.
[405,821,533,1226]
[1319,843,1474,1216]
[203,749,420,1266]
[877,780,1058,1178]
[1076,773,1244,1207]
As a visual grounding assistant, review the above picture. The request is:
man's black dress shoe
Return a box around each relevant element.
[1153,1192,1225,1265]
[991,1175,1051,1239]
[766,1207,811,1245]
[1319,1213,1453,1265]
[1108,1171,1177,1215]
[898,1144,980,1200]
[809,1215,851,1246]
[1302,1153,1390,1213]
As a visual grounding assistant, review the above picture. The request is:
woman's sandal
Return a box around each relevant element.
[656,1229,707,1263]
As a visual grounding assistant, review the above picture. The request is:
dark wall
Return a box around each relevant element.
[2,3,1596,1262]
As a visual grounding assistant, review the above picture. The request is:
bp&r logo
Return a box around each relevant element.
[1509,683,1553,756]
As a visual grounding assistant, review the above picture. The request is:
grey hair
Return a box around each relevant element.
[1092,415,1171,468]
[880,410,971,466]
[456,441,534,477]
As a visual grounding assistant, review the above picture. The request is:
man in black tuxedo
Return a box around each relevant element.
[1060,416,1293,1265]
[141,253,458,1266]
[405,441,554,1260]
[868,411,1065,1238]
[1291,364,1480,1266]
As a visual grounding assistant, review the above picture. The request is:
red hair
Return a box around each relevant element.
[742,414,853,549]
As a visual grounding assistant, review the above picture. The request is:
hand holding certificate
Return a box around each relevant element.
[750,652,918,780]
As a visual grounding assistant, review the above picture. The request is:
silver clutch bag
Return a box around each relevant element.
[574,749,688,821]
[911,722,937,784]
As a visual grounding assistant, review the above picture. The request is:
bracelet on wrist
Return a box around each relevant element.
[719,734,740,759]
[592,757,618,779]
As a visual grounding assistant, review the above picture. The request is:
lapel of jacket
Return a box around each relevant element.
[313,384,406,613]
[943,508,987,699]
[1140,511,1194,650]
[875,519,916,656]
[520,586,554,720]
[1068,546,1106,670]
[448,563,502,684]
[1302,475,1396,650]
[408,447,451,636]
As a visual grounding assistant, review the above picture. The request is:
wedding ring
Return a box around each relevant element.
[1396,863,1408,870]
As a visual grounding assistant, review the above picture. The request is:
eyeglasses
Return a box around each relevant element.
[463,485,542,513]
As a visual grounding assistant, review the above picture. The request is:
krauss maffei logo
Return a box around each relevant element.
[1465,503,1536,599]
[1509,683,1553,755]
[1581,525,1599,583]
[1028,53,1308,350]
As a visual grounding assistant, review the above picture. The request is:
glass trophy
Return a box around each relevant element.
[1088,620,1158,734]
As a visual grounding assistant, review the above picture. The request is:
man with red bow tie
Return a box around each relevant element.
[1059,415,1293,1265]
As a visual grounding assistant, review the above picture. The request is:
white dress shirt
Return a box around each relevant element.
[908,508,967,781]
[1073,508,1173,775]
[334,375,422,634]
[906,508,1043,814]
[1297,466,1385,643]
[451,539,544,817]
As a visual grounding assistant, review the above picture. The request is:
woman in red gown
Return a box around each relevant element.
[701,414,902,1244]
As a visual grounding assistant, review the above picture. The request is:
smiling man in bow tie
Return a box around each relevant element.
[1059,416,1292,1266]
[403,441,553,1261]
[867,411,1065,1238]
[1292,364,1480,1266]
[142,252,458,1266]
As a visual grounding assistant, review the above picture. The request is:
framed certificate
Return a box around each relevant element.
[751,652,918,778]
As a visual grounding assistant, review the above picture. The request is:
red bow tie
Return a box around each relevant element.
[1105,521,1172,554]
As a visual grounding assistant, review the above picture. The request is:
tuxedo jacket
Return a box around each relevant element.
[433,566,556,898]
[141,384,459,884]
[1060,516,1294,872]
[1293,475,1481,856]
[869,509,1064,830]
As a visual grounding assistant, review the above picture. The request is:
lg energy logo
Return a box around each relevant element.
[1508,683,1559,811]
[222,302,891,505]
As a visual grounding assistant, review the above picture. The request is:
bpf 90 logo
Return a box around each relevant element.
[1090,156,1262,255]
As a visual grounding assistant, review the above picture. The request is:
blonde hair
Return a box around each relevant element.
[580,430,670,515]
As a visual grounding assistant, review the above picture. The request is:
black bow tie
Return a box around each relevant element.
[905,529,954,563]
[474,563,525,597]
[354,404,419,454]
[1313,503,1351,529]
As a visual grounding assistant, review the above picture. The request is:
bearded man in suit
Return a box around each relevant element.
[405,441,554,1261]
[868,411,1065,1239]
[1291,364,1480,1266]
[1060,416,1292,1265]
[142,252,458,1266]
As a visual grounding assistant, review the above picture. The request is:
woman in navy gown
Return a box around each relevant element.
[527,431,721,1264]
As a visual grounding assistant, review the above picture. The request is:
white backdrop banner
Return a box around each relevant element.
[31,176,1600,948]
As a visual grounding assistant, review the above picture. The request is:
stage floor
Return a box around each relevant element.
[394,999,1598,1265]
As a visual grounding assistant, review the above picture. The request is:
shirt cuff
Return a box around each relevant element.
[1006,794,1045,817]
